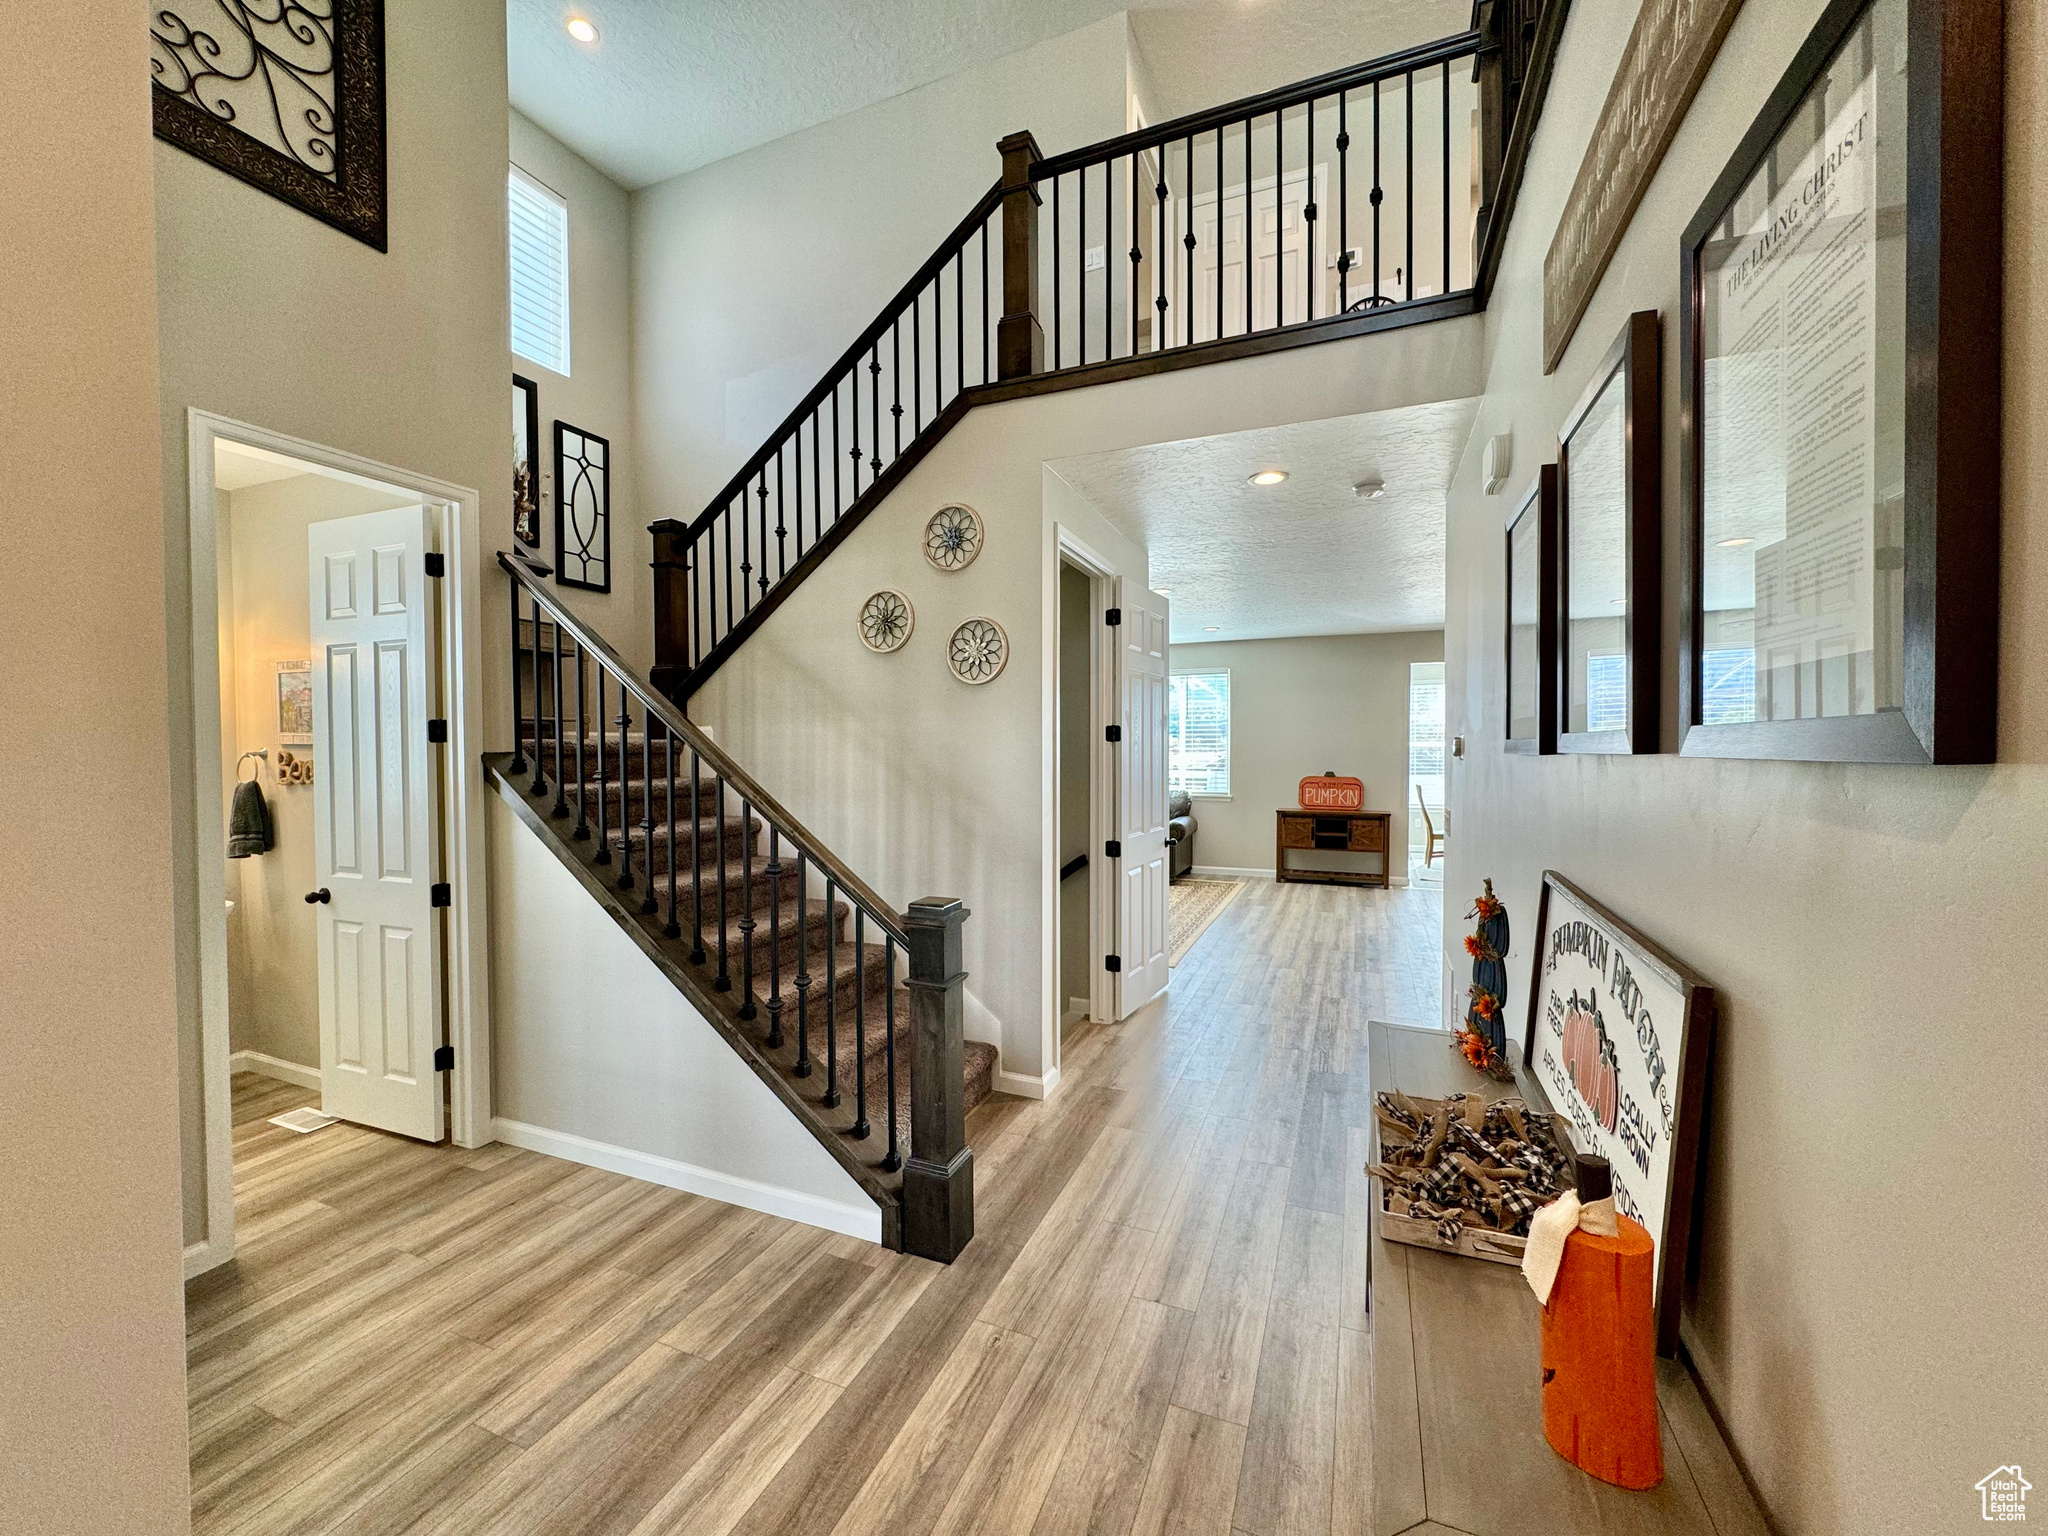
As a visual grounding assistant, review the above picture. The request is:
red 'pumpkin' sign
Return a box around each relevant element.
[1298,775,1364,811]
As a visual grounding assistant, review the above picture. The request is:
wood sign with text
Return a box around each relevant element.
[1524,871,1716,1356]
[1542,0,1746,373]
[1297,775,1365,811]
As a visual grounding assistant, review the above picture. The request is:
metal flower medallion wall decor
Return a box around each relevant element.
[859,590,915,653]
[923,503,984,571]
[150,0,388,251]
[948,618,1009,685]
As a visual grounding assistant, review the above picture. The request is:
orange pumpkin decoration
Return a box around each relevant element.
[1541,1211,1662,1489]
[1561,991,1619,1132]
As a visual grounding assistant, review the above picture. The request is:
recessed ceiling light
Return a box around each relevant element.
[1203,625,1221,632]
[1718,536,1754,547]
[1248,469,1288,487]
[1353,477,1385,499]
[566,15,598,43]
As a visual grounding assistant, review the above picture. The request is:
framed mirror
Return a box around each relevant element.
[1505,465,1559,754]
[1557,311,1661,754]
[1678,0,2001,763]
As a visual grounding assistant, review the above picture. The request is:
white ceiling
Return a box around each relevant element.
[507,0,1472,191]
[1049,398,1479,644]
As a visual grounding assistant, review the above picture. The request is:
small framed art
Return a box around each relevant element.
[275,661,313,746]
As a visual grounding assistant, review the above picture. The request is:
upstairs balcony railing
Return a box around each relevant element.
[651,1,1560,697]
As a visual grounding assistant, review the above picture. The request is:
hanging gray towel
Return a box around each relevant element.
[228,778,274,858]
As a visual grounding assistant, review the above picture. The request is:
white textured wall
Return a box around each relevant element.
[1442,0,2048,1528]
[487,795,880,1239]
[1170,630,1445,875]
[694,315,1484,1085]
[632,15,1136,523]
[156,0,512,1242]
[0,3,192,1526]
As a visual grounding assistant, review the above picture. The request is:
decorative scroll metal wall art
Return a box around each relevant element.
[924,504,984,571]
[554,423,611,593]
[947,618,1009,685]
[859,590,914,653]
[151,0,389,251]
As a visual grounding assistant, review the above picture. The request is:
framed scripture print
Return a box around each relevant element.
[513,375,541,549]
[1505,466,1559,754]
[1678,0,2002,763]
[555,422,611,593]
[1557,311,1661,754]
[1524,871,1716,1356]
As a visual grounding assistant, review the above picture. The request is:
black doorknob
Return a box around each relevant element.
[305,888,331,904]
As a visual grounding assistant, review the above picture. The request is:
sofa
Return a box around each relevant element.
[1168,791,1197,879]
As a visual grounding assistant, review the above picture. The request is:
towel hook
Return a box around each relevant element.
[237,748,268,783]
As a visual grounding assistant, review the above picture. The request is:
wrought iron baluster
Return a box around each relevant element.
[1244,120,1253,333]
[1406,70,1415,302]
[852,909,869,1139]
[1373,80,1383,306]
[689,750,706,964]
[713,775,729,990]
[765,828,784,1048]
[1104,157,1114,358]
[1339,92,1351,313]
[1442,63,1452,292]
[617,694,638,895]
[1305,99,1316,322]
[723,503,736,640]
[509,578,527,776]
[756,473,770,600]
[794,849,812,1077]
[774,447,787,582]
[572,641,589,839]
[980,220,990,384]
[812,412,823,545]
[689,541,703,668]
[549,619,568,817]
[1183,133,1195,347]
[912,292,923,433]
[882,934,900,1172]
[891,321,903,458]
[832,387,843,519]
[1155,153,1167,348]
[528,591,547,796]
[869,343,882,479]
[593,669,610,865]
[1274,107,1284,327]
[1128,153,1139,356]
[1052,170,1061,370]
[954,250,965,401]
[737,798,756,1018]
[823,879,839,1107]
[1216,127,1224,342]
[1078,163,1088,365]
[662,732,679,936]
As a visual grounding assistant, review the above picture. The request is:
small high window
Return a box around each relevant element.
[509,167,570,375]
[1169,670,1231,797]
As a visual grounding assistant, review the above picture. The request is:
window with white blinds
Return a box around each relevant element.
[509,167,570,375]
[1168,670,1231,796]
[1408,661,1446,808]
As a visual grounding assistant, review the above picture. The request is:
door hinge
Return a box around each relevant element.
[433,1044,454,1071]
[1105,607,1122,626]
[1105,724,1122,743]
[1105,954,1122,973]
[424,552,446,578]
[427,718,448,744]
[431,883,452,907]
[1105,839,1122,859]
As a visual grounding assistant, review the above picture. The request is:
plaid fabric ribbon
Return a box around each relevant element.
[1371,1091,1569,1238]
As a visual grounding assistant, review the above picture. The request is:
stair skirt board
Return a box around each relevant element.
[228,1049,322,1091]
[492,1117,883,1243]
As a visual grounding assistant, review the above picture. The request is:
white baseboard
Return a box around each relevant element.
[490,1117,882,1243]
[1390,875,1411,888]
[229,1049,321,1090]
[1066,996,1091,1019]
[183,1233,233,1280]
[1188,865,1269,880]
[992,1063,1061,1100]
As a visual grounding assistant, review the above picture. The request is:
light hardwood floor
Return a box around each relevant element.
[187,877,1443,1536]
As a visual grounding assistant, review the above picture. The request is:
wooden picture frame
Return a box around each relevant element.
[513,375,541,550]
[554,421,612,593]
[1522,871,1716,1357]
[1678,0,2002,763]
[1557,311,1661,754]
[1504,466,1559,754]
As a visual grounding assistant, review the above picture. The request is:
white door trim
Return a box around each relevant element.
[182,409,492,1279]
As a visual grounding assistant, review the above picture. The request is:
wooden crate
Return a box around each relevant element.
[1371,1093,1572,1268]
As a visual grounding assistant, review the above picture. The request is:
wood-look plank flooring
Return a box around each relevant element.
[188,878,1442,1535]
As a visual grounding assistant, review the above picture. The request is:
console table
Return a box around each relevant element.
[1275,807,1392,887]
[1365,1020,1768,1536]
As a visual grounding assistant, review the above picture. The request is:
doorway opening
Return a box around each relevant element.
[1057,558,1095,1037]
[183,414,489,1278]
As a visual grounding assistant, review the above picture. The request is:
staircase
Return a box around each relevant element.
[487,553,982,1260]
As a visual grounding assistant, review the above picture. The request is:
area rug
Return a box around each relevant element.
[1169,877,1247,967]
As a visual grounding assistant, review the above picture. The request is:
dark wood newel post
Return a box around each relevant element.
[995,130,1044,381]
[1473,0,1506,245]
[649,518,690,709]
[901,897,974,1262]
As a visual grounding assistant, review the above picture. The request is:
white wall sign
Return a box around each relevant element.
[1524,870,1717,1355]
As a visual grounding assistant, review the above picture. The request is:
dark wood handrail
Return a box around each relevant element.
[498,550,908,944]
[666,181,1005,542]
[1029,29,1483,180]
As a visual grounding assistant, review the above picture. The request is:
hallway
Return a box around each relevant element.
[186,878,1442,1535]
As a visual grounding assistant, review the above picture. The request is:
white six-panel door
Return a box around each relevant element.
[1116,578,1171,1017]
[308,506,445,1142]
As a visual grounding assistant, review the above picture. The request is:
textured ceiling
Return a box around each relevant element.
[1050,398,1479,643]
[507,0,1472,190]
